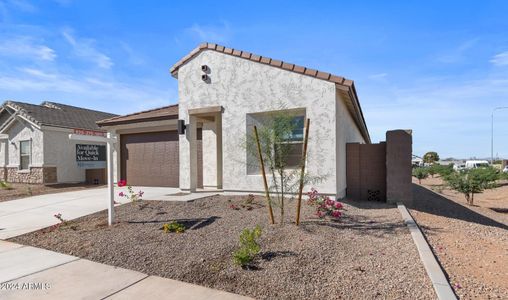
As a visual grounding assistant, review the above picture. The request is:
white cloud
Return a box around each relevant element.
[185,21,232,43]
[62,28,113,69]
[0,67,173,113]
[368,73,388,80]
[490,51,508,66]
[436,38,479,64]
[0,37,56,61]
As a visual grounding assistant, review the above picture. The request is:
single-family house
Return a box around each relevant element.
[0,101,117,184]
[98,42,375,199]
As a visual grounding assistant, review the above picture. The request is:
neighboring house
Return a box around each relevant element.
[98,42,373,199]
[0,101,117,184]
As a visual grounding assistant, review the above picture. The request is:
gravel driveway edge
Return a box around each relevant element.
[397,203,457,300]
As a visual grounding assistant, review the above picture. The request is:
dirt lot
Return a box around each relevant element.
[0,183,104,203]
[410,177,508,299]
[10,195,435,300]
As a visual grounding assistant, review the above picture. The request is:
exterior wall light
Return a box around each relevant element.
[178,119,186,135]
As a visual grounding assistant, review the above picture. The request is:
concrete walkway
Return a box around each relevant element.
[0,240,251,300]
[0,186,189,239]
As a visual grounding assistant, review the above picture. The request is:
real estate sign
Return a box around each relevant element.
[76,144,106,169]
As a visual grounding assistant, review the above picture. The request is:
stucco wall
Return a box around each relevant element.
[5,121,44,168]
[43,127,106,183]
[336,92,367,197]
[178,50,362,196]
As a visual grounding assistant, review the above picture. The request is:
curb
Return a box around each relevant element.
[397,203,457,300]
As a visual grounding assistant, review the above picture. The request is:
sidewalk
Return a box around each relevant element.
[0,240,252,300]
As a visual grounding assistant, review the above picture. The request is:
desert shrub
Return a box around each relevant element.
[0,181,11,190]
[428,164,454,178]
[118,181,144,203]
[412,167,429,184]
[162,221,186,233]
[306,188,344,219]
[232,225,262,267]
[444,167,499,205]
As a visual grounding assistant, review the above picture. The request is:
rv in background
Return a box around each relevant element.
[464,160,490,169]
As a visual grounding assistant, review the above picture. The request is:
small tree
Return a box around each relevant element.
[423,151,440,164]
[412,167,429,184]
[444,167,499,205]
[246,110,321,225]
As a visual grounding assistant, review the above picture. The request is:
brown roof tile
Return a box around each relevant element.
[97,104,178,126]
[168,42,370,143]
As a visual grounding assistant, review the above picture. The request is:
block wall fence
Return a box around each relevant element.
[346,130,413,205]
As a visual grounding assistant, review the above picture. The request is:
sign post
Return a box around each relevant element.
[69,131,117,225]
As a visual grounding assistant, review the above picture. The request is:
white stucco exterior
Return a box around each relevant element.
[177,50,366,197]
[0,118,106,183]
[5,121,44,168]
[43,126,106,183]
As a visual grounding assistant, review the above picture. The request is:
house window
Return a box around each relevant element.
[246,109,306,175]
[20,140,31,170]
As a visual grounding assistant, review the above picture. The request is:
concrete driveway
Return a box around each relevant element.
[0,186,180,239]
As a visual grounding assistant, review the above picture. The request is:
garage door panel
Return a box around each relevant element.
[121,131,179,187]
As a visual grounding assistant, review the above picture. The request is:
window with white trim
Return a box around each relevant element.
[19,140,31,170]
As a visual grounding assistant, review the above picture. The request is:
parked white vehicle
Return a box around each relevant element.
[453,163,466,171]
[464,160,490,169]
[503,166,508,173]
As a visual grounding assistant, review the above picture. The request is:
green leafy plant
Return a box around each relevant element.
[118,180,144,203]
[444,167,499,205]
[412,167,429,184]
[245,109,323,225]
[26,185,33,196]
[232,225,262,267]
[162,221,186,233]
[0,181,12,190]
[423,151,440,164]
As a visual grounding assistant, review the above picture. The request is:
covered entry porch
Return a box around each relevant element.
[184,105,223,193]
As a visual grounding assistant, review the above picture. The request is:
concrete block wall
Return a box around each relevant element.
[346,143,386,202]
[386,130,413,205]
[346,130,412,205]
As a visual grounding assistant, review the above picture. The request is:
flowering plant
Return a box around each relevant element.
[54,213,68,225]
[306,188,344,219]
[118,181,144,203]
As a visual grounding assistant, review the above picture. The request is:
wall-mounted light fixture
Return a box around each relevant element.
[177,119,186,135]
[201,65,209,72]
[201,74,209,82]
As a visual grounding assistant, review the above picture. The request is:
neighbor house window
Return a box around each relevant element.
[19,140,31,170]
[246,109,306,175]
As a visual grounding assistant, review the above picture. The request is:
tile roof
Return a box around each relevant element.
[2,101,117,131]
[97,104,178,126]
[169,42,370,143]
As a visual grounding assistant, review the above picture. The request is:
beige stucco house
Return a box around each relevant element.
[98,43,371,198]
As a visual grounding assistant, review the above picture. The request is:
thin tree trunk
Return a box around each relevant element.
[296,118,310,226]
[280,170,284,225]
[253,126,275,224]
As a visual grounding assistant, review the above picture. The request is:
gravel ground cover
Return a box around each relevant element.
[11,195,435,300]
[410,179,508,299]
[0,183,104,203]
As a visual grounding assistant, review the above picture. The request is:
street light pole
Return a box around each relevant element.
[491,107,508,164]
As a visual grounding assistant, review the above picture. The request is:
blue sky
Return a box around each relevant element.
[1,0,508,159]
